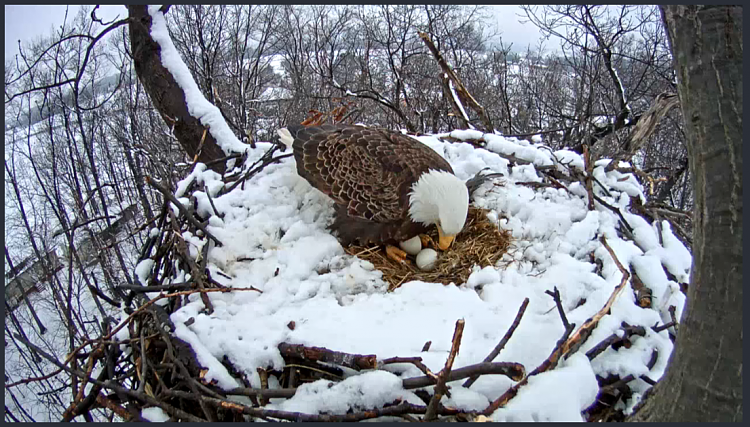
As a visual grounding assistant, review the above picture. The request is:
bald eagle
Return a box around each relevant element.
[278,124,470,262]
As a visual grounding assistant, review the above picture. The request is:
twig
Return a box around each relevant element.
[225,146,293,193]
[13,333,205,422]
[559,236,631,358]
[668,305,679,334]
[224,361,525,405]
[491,151,556,171]
[154,316,217,421]
[204,152,244,168]
[6,367,64,388]
[287,364,298,388]
[517,181,558,189]
[95,393,145,421]
[502,126,574,139]
[86,284,121,308]
[402,362,525,389]
[419,32,494,132]
[546,175,571,192]
[225,387,298,399]
[591,175,613,198]
[545,287,570,330]
[425,318,465,421]
[118,283,195,293]
[483,322,576,415]
[278,343,377,371]
[146,175,223,246]
[381,357,438,381]
[137,327,148,394]
[62,287,261,369]
[582,144,596,211]
[644,202,692,218]
[169,391,469,422]
[170,209,214,314]
[464,298,529,388]
[257,368,269,406]
[278,362,346,384]
[63,349,105,421]
[75,351,99,405]
[203,183,224,219]
[652,321,677,333]
[601,374,636,394]
[593,194,635,235]
[390,272,412,291]
[191,127,209,165]
[586,322,647,360]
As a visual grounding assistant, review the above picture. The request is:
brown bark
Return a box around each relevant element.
[127,6,228,173]
[277,343,377,371]
[605,91,681,172]
[630,5,742,422]
[440,74,471,129]
[419,32,495,133]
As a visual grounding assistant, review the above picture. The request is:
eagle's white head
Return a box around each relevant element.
[408,170,469,250]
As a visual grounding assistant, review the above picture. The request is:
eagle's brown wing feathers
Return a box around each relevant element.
[287,124,453,245]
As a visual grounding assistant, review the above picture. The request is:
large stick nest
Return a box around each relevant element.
[66,139,677,422]
[345,207,512,290]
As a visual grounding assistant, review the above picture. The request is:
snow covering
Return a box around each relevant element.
[146,7,248,155]
[141,407,170,422]
[447,79,475,130]
[151,129,690,421]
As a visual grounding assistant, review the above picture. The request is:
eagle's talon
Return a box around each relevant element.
[419,234,436,249]
[386,245,409,264]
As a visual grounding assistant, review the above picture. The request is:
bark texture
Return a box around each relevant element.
[419,31,495,133]
[631,5,742,421]
[128,6,228,173]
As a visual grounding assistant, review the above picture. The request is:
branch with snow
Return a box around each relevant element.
[559,236,631,358]
[145,176,223,246]
[424,318,465,421]
[418,31,495,133]
[483,316,577,415]
[127,6,249,173]
[463,298,529,388]
[447,77,473,129]
[278,343,377,371]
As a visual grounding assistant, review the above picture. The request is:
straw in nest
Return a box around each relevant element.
[344,207,512,291]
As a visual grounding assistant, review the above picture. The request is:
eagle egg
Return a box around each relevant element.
[416,248,439,271]
[399,235,422,256]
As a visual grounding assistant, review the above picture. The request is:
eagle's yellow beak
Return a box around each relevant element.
[437,225,455,250]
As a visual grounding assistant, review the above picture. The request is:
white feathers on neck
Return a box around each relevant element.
[277,128,294,148]
[408,169,469,235]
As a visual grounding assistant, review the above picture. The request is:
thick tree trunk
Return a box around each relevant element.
[127,6,228,173]
[631,5,742,422]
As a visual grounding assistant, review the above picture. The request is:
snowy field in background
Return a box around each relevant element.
[135,130,690,422]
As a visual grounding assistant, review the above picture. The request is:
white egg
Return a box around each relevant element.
[399,235,422,256]
[416,248,438,271]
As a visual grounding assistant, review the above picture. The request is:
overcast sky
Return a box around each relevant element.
[5,5,544,62]
[5,5,126,61]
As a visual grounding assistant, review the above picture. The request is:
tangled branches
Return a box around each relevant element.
[8,140,680,422]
